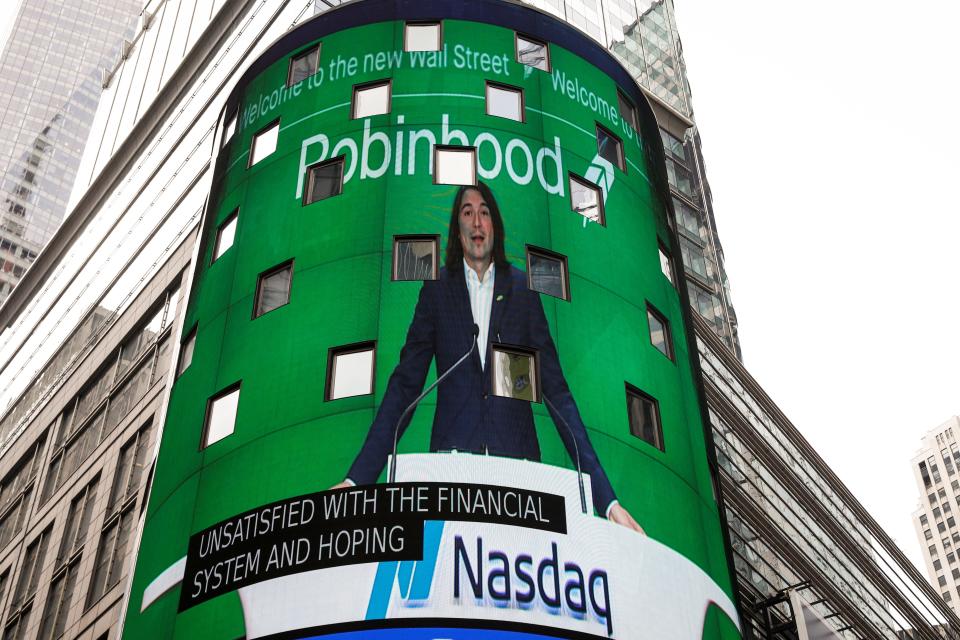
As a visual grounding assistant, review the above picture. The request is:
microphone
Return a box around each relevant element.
[388,324,480,483]
[542,393,588,515]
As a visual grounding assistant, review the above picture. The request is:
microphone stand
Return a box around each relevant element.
[542,393,588,515]
[388,324,479,484]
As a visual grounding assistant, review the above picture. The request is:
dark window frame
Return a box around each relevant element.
[325,341,377,402]
[596,123,625,172]
[177,324,197,378]
[392,234,440,281]
[617,89,638,130]
[625,383,664,452]
[351,78,393,119]
[515,32,550,71]
[287,43,321,87]
[221,108,238,147]
[525,244,570,301]
[252,259,294,319]
[658,240,674,285]
[200,382,242,450]
[485,81,525,123]
[646,302,674,361]
[433,145,477,186]
[302,156,345,206]
[568,172,605,226]
[247,118,280,169]
[403,21,443,52]
[211,208,239,264]
[490,343,541,404]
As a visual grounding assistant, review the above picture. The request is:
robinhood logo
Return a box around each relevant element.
[295,114,614,202]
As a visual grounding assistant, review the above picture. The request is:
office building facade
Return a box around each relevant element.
[0,0,142,304]
[912,417,960,617]
[0,0,948,638]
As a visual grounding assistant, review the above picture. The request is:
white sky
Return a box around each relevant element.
[0,0,955,581]
[672,0,960,575]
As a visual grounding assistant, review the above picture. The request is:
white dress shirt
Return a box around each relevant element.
[463,260,495,369]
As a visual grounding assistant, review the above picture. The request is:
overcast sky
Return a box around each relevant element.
[672,0,960,573]
[0,0,956,578]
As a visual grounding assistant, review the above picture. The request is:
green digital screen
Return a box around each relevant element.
[123,11,740,640]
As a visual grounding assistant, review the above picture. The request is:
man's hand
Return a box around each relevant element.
[330,481,352,490]
[608,503,645,535]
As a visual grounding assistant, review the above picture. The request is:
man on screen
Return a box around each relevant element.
[334,182,642,532]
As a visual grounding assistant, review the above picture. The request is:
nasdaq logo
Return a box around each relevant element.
[366,520,444,619]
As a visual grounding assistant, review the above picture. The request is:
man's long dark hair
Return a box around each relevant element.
[444,182,509,273]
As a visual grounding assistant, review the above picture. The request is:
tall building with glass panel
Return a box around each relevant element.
[0,0,142,304]
[912,417,960,617]
[0,0,951,638]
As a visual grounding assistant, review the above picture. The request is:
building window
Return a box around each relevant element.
[933,507,941,519]
[0,438,44,549]
[954,532,960,544]
[288,44,320,86]
[515,33,549,71]
[626,384,663,451]
[485,82,524,122]
[212,209,238,263]
[109,425,153,515]
[253,260,293,318]
[945,591,953,602]
[405,21,441,51]
[393,235,439,281]
[569,174,604,225]
[526,246,569,301]
[326,343,376,401]
[303,157,344,205]
[659,242,674,284]
[5,528,51,638]
[596,124,625,171]
[222,109,237,147]
[617,89,637,130]
[40,478,98,640]
[647,304,673,360]
[930,544,938,556]
[949,552,957,564]
[434,145,476,186]
[939,522,947,533]
[248,120,279,167]
[949,516,956,528]
[939,575,948,587]
[921,514,929,525]
[926,529,934,540]
[931,493,938,504]
[934,559,943,571]
[352,80,391,119]
[177,326,196,377]
[490,345,539,402]
[202,384,240,448]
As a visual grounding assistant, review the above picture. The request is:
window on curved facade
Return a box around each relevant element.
[303,157,344,205]
[569,174,604,225]
[596,124,624,171]
[647,304,673,361]
[659,242,674,284]
[352,80,391,119]
[326,343,376,401]
[626,384,663,451]
[486,82,524,122]
[212,209,238,263]
[177,326,196,377]
[617,90,637,131]
[393,235,439,281]
[249,120,279,167]
[491,345,539,403]
[202,384,240,448]
[405,22,441,52]
[516,33,549,71]
[434,145,476,186]
[222,109,237,147]
[254,261,293,318]
[526,246,568,301]
[288,44,321,86]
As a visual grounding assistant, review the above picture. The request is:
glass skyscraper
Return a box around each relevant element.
[0,0,142,304]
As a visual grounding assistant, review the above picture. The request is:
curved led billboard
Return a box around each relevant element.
[123,2,741,638]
